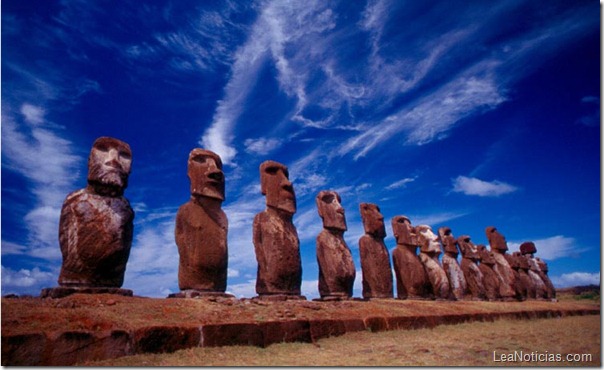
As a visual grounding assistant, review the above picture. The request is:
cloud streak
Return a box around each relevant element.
[452,176,517,197]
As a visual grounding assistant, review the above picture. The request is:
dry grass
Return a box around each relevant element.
[83,315,600,366]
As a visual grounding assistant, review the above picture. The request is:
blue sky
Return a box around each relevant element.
[2,0,600,298]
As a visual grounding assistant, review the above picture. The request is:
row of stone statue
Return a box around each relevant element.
[47,137,555,302]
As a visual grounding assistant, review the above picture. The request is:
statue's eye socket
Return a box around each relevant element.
[266,166,279,175]
[95,143,110,152]
[322,194,335,203]
[119,150,131,160]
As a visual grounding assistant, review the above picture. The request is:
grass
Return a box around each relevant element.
[83,315,600,366]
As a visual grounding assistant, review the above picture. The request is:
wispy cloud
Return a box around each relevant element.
[386,177,417,190]
[550,272,600,288]
[507,235,587,260]
[244,137,282,155]
[1,265,57,295]
[410,212,469,227]
[2,104,83,260]
[451,176,517,197]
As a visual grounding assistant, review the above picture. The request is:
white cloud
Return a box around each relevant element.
[550,272,600,288]
[451,176,517,197]
[386,177,417,190]
[227,268,240,278]
[1,265,56,295]
[20,103,45,125]
[244,137,282,155]
[227,279,257,298]
[507,235,585,260]
[301,279,320,299]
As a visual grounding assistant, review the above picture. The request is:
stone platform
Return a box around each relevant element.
[40,287,133,299]
[1,295,599,366]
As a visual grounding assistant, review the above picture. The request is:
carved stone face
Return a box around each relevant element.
[477,244,495,265]
[438,226,458,254]
[391,215,416,246]
[416,225,441,254]
[260,160,296,215]
[316,190,346,231]
[87,137,132,192]
[514,251,530,271]
[486,226,508,252]
[188,149,225,201]
[360,203,386,238]
[457,235,480,260]
[536,257,548,273]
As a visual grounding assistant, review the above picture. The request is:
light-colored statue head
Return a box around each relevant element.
[260,160,296,215]
[486,226,508,253]
[316,190,346,231]
[187,148,225,201]
[416,225,441,254]
[87,136,132,196]
[360,203,386,239]
[477,244,495,266]
[391,215,416,246]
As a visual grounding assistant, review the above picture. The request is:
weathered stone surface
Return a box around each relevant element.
[438,227,467,300]
[40,287,133,299]
[457,235,486,300]
[514,251,536,299]
[391,216,431,299]
[253,161,302,297]
[519,242,549,299]
[485,226,516,300]
[1,333,47,366]
[133,326,200,354]
[504,252,527,300]
[358,203,393,299]
[315,191,355,300]
[57,137,134,288]
[476,245,502,301]
[536,257,556,299]
[47,330,131,366]
[175,149,228,293]
[417,225,450,300]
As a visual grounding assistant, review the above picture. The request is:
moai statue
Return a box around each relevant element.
[173,149,230,298]
[253,160,303,300]
[42,137,135,298]
[514,251,536,299]
[391,216,431,299]
[504,252,527,301]
[438,227,467,300]
[457,235,486,300]
[315,190,355,300]
[417,225,451,300]
[476,245,502,301]
[536,257,556,300]
[485,226,517,301]
[358,203,393,299]
[520,242,548,300]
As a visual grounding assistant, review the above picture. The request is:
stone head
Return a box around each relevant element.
[506,252,520,270]
[391,215,416,246]
[260,160,296,215]
[477,244,495,266]
[486,226,508,253]
[316,190,347,231]
[519,241,537,256]
[359,203,386,238]
[536,257,548,273]
[416,225,441,254]
[457,235,480,261]
[438,226,458,255]
[87,136,132,195]
[187,148,225,201]
[514,251,530,271]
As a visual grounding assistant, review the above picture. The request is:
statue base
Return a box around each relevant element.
[167,290,235,299]
[312,295,352,302]
[253,294,307,302]
[40,287,133,299]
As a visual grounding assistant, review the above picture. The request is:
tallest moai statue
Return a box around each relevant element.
[43,137,135,298]
[253,160,304,300]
